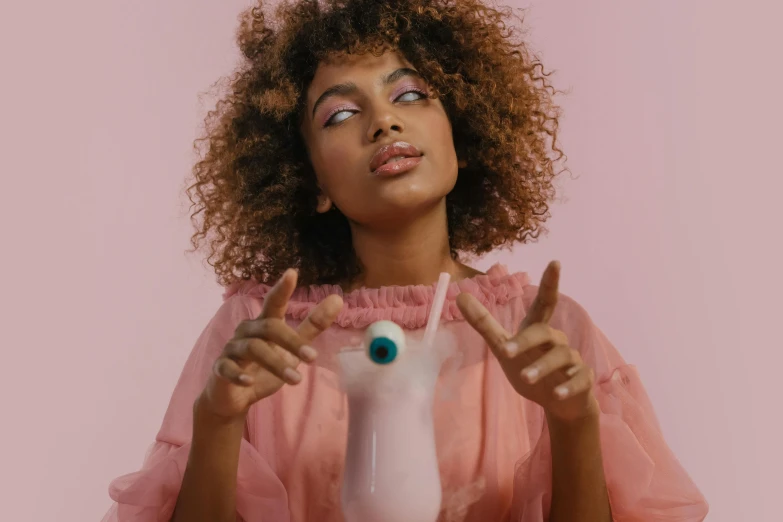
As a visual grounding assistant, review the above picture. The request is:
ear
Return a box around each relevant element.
[316,193,333,213]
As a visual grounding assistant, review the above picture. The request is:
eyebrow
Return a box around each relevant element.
[310,67,423,119]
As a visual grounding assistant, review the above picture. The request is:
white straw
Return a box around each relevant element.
[423,272,451,347]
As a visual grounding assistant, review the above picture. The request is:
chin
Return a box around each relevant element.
[337,167,457,226]
[360,191,449,227]
[382,178,449,203]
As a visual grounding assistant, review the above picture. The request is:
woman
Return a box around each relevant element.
[103,0,708,520]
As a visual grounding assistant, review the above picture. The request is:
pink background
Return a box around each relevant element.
[1,0,781,520]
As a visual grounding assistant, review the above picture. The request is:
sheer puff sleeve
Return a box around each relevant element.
[509,289,709,522]
[101,295,291,522]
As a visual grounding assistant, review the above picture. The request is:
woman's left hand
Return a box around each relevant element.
[457,261,599,423]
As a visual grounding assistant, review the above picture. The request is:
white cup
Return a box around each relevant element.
[338,331,450,522]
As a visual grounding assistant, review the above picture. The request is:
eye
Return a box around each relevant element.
[368,336,399,364]
[395,89,427,102]
[365,320,406,365]
[324,108,358,127]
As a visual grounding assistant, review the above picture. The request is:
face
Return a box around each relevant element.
[300,50,458,227]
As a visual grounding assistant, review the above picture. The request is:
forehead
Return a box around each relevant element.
[306,51,414,100]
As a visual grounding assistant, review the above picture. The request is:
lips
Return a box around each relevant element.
[369,141,423,173]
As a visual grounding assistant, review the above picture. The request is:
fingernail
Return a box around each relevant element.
[238,374,253,385]
[283,368,302,384]
[523,367,539,383]
[565,365,579,377]
[504,342,519,357]
[555,386,569,399]
[300,345,318,362]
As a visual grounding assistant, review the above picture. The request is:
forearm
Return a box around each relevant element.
[171,396,246,522]
[547,402,612,522]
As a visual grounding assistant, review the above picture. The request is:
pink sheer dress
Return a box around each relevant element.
[102,264,708,522]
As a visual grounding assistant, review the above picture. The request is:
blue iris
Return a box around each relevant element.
[368,336,398,364]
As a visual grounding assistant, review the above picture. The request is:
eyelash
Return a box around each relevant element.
[323,87,428,128]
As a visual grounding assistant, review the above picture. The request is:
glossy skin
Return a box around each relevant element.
[300,51,460,229]
[175,51,611,522]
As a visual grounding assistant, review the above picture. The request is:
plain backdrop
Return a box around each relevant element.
[1,1,781,520]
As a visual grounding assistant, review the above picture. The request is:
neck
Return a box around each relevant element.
[347,201,468,290]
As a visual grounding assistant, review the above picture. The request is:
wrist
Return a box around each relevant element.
[193,394,247,431]
[546,394,600,429]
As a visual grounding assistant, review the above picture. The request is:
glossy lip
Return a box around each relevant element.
[372,156,423,177]
[369,141,423,175]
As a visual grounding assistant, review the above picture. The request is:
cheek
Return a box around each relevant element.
[427,109,458,172]
[311,136,358,191]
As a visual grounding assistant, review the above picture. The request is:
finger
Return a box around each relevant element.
[227,338,301,384]
[456,292,511,358]
[508,323,560,357]
[213,357,254,386]
[237,318,315,362]
[297,294,344,342]
[260,269,298,320]
[553,365,594,400]
[520,343,577,385]
[519,260,560,331]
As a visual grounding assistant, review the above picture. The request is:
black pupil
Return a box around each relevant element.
[376,346,389,359]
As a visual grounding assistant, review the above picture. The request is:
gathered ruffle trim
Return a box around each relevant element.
[222,264,531,329]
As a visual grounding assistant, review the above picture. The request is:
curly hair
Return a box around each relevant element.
[186,0,566,287]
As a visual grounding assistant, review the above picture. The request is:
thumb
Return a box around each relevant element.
[456,292,514,359]
[297,294,344,342]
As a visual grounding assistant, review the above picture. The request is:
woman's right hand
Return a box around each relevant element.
[199,269,344,420]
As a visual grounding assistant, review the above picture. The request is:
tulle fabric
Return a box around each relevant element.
[102,439,290,522]
[102,264,707,522]
[221,265,532,330]
[509,363,709,522]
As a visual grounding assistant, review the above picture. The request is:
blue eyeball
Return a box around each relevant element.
[368,336,398,364]
[365,320,406,365]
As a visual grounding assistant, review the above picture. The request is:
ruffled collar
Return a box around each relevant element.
[222,264,530,329]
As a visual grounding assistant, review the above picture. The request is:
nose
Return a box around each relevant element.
[366,106,404,142]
